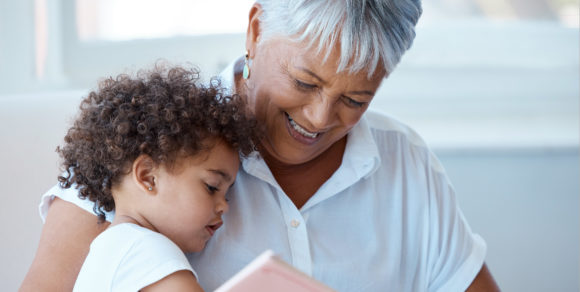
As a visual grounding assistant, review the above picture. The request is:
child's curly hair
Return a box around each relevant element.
[57,65,258,221]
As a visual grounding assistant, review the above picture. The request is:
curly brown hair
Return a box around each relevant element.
[57,65,258,221]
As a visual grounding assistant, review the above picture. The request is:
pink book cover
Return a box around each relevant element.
[215,250,336,292]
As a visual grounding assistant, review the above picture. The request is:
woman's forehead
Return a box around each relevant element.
[263,36,386,79]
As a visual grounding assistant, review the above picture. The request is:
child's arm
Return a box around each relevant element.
[141,270,204,292]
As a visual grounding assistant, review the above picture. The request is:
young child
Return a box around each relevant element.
[56,65,258,291]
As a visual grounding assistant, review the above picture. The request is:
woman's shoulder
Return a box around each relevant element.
[363,109,448,175]
[364,108,429,149]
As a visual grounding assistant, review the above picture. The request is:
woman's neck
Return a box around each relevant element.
[261,136,347,209]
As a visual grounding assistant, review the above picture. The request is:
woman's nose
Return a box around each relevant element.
[304,96,335,130]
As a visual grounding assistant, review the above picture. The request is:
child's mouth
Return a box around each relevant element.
[206,221,223,236]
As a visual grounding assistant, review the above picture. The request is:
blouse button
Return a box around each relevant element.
[290,219,300,228]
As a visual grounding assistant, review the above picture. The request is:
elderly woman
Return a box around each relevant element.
[22,1,499,291]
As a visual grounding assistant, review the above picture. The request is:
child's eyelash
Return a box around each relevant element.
[206,184,219,193]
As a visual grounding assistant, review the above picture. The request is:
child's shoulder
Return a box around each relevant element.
[81,225,196,291]
[102,222,153,237]
[100,223,172,247]
[90,223,170,254]
[95,223,193,274]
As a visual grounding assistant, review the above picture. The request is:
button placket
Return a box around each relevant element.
[276,189,312,276]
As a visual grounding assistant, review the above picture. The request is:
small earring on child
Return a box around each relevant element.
[148,186,153,191]
[243,50,251,79]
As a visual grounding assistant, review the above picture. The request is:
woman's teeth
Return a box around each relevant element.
[288,115,318,138]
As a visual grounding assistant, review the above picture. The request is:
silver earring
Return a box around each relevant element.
[148,186,153,191]
[243,50,250,79]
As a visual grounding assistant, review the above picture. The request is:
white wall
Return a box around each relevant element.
[438,149,579,292]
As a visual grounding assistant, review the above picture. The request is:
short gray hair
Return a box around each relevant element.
[255,0,422,76]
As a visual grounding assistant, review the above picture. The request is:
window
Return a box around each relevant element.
[56,1,255,86]
[421,0,578,26]
[75,0,255,41]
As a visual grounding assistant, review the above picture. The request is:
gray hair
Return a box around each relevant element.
[254,0,422,76]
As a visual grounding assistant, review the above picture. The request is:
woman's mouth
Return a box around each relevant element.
[285,113,321,144]
[288,114,318,138]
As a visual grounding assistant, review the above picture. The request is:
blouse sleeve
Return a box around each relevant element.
[425,152,487,292]
[38,183,115,223]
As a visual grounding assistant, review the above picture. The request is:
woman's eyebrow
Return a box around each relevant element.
[295,66,326,84]
[295,67,375,96]
[346,90,375,97]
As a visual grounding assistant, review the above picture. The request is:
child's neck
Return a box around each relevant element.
[111,213,141,226]
[111,205,158,234]
[109,182,158,233]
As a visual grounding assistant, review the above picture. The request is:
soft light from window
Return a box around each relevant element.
[35,0,48,79]
[76,0,255,41]
[75,0,578,42]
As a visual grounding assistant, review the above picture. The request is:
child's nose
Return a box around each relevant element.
[215,197,229,215]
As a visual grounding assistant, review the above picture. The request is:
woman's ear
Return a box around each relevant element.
[132,154,158,195]
[246,2,263,57]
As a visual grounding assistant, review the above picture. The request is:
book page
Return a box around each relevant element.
[215,250,336,292]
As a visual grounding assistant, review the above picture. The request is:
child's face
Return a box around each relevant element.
[150,140,240,253]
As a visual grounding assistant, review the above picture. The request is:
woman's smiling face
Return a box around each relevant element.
[243,36,386,165]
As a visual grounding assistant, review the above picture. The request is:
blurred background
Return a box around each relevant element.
[1,0,578,291]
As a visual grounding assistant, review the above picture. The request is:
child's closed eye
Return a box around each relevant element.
[205,183,219,194]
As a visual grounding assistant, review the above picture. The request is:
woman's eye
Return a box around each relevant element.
[343,96,366,108]
[294,80,317,90]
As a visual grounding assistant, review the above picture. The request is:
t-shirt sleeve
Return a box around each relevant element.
[425,152,487,292]
[38,183,115,223]
[112,232,197,291]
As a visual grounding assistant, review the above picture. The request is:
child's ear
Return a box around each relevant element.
[132,154,158,194]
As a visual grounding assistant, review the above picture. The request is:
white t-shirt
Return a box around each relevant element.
[40,60,486,292]
[73,223,196,292]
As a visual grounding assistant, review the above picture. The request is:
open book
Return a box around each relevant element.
[215,250,336,292]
